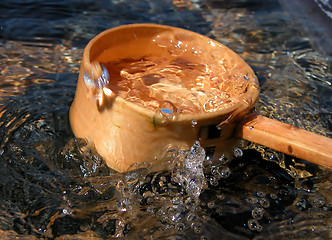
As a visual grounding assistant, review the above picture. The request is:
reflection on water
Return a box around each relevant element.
[0,0,331,239]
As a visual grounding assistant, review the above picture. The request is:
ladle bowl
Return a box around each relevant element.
[69,24,332,172]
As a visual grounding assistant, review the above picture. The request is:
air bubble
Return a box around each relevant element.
[216,207,223,215]
[218,154,229,164]
[209,177,219,186]
[113,220,126,238]
[175,223,185,231]
[184,196,192,205]
[116,180,126,191]
[216,193,225,200]
[62,208,71,215]
[233,148,243,158]
[168,210,181,223]
[192,48,202,55]
[145,197,152,205]
[158,180,164,187]
[256,224,263,232]
[251,207,264,220]
[257,191,266,198]
[219,167,231,178]
[270,193,278,199]
[207,201,216,209]
[213,173,221,181]
[308,195,326,207]
[191,223,202,234]
[143,191,155,198]
[248,219,263,232]
[259,197,270,208]
[172,196,183,205]
[246,196,259,204]
[187,212,196,222]
[152,33,174,48]
[210,166,219,175]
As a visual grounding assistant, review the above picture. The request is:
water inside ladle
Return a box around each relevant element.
[69,24,332,172]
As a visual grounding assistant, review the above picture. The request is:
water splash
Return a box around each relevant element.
[171,141,206,198]
[83,64,110,105]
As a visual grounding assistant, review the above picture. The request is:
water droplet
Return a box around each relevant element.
[99,64,110,87]
[158,180,164,187]
[83,72,94,88]
[192,49,202,55]
[233,148,243,158]
[191,119,198,127]
[83,64,109,89]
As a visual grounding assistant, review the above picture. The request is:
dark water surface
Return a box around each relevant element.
[0,0,331,239]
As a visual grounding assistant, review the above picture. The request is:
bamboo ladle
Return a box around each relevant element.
[69,24,332,172]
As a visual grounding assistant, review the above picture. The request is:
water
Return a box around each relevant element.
[102,54,250,113]
[1,0,332,239]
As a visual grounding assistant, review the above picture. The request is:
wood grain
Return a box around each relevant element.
[235,112,332,168]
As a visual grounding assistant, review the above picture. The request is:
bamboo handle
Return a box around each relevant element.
[235,112,332,168]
